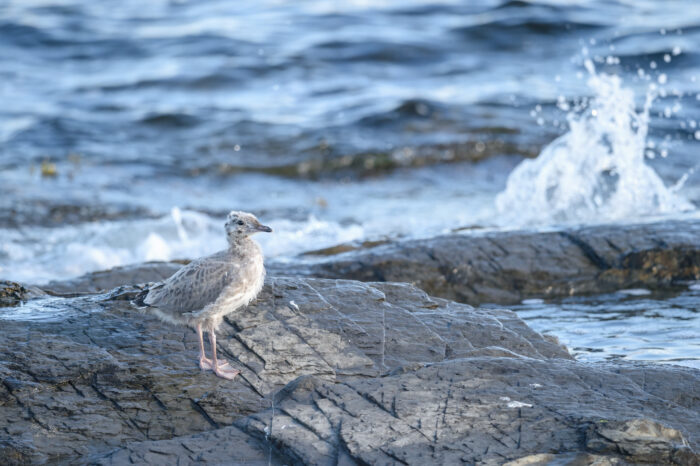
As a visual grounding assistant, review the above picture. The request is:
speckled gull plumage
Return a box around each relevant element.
[133,211,272,380]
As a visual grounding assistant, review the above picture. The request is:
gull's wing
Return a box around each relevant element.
[143,250,239,314]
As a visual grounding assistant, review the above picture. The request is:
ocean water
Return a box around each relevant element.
[1,0,699,366]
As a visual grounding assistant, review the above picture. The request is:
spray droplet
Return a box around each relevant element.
[664,54,671,63]
[658,74,668,84]
[672,46,682,56]
[695,131,700,140]
[650,61,657,70]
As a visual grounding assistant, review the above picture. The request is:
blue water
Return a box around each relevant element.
[1,0,699,366]
[507,287,700,369]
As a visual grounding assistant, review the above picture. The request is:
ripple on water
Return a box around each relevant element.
[507,287,700,369]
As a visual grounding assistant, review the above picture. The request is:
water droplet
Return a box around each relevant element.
[664,54,671,63]
[672,46,682,56]
[650,61,657,69]
[658,74,668,84]
[695,131,700,140]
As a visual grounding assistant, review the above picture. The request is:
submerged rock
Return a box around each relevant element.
[286,219,700,305]
[0,276,697,464]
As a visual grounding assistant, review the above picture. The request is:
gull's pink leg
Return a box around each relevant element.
[197,323,230,371]
[197,323,213,370]
[208,329,240,380]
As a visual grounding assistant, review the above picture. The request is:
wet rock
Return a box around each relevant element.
[0,280,44,307]
[0,277,697,464]
[284,219,700,305]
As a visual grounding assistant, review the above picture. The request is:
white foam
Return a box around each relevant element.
[0,209,368,284]
[618,288,652,296]
[496,60,694,226]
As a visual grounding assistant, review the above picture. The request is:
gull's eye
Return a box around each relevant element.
[237,220,244,225]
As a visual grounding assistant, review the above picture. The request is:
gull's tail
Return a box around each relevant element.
[131,286,153,309]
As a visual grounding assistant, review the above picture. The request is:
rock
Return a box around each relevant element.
[234,359,698,465]
[281,219,700,305]
[586,419,697,465]
[96,425,283,465]
[0,276,697,464]
[0,281,44,307]
[503,453,626,465]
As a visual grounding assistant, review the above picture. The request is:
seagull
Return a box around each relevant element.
[133,211,271,380]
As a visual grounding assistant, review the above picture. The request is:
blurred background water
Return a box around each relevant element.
[1,0,699,366]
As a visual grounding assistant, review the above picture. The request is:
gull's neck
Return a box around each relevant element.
[227,235,256,252]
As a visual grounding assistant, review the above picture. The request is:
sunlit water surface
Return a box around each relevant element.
[504,286,700,369]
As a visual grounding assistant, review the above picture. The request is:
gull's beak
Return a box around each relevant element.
[256,224,272,233]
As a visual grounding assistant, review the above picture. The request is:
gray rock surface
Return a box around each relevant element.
[284,219,700,304]
[0,275,697,464]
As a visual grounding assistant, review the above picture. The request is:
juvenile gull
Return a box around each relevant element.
[133,211,271,380]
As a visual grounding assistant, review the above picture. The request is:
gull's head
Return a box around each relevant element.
[225,211,272,242]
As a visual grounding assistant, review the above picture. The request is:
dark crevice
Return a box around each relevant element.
[142,384,167,411]
[559,232,611,270]
[189,398,220,429]
[338,382,433,444]
[379,447,410,465]
[69,381,85,398]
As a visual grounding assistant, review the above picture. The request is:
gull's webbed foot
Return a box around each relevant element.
[213,362,240,380]
[199,357,231,371]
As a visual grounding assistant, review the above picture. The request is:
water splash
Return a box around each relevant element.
[496,60,694,226]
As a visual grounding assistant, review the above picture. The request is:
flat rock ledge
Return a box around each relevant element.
[282,219,700,305]
[0,277,698,465]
